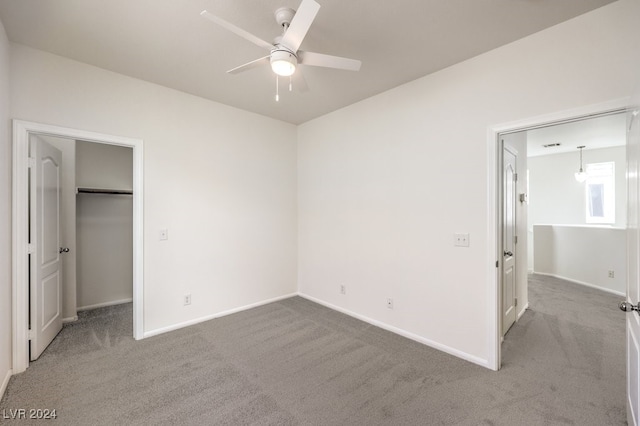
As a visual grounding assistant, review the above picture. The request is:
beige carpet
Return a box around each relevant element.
[0,274,626,425]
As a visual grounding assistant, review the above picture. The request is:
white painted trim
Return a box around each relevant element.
[487,98,630,373]
[11,120,144,374]
[131,135,144,341]
[143,293,298,339]
[0,368,11,401]
[533,272,626,297]
[298,292,491,369]
[11,121,29,375]
[490,98,630,135]
[62,316,78,324]
[517,303,529,320]
[486,125,500,371]
[77,298,133,312]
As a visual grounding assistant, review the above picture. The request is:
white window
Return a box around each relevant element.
[585,162,615,224]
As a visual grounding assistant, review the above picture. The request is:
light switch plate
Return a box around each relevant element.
[159,229,168,241]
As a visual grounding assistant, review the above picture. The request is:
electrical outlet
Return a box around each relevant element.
[454,233,470,247]
[340,284,346,295]
[184,294,191,306]
[608,270,615,278]
[387,298,393,309]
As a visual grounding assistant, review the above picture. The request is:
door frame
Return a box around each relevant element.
[12,120,144,374]
[486,98,629,371]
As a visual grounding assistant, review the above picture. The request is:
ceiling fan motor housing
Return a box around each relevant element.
[274,7,296,28]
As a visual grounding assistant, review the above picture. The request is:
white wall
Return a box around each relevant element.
[76,141,133,191]
[76,193,133,309]
[528,146,626,226]
[533,224,626,295]
[10,43,298,334]
[0,16,12,397]
[527,146,626,269]
[76,141,133,310]
[297,0,640,366]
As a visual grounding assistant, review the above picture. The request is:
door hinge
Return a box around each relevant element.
[496,260,499,268]
[515,298,518,307]
[28,329,34,340]
[514,235,518,244]
[27,244,34,254]
[27,157,35,168]
[514,173,518,182]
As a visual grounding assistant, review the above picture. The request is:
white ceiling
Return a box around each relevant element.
[527,112,627,157]
[0,0,617,124]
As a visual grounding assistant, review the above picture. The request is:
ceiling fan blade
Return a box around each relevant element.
[298,51,362,71]
[227,56,270,74]
[201,10,273,51]
[280,0,320,52]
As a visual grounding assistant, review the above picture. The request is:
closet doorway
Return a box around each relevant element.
[12,120,144,373]
[50,136,134,315]
[75,141,134,315]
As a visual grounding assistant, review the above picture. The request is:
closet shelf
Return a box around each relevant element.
[76,187,133,195]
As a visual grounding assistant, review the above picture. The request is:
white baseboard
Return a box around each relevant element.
[77,298,133,312]
[63,315,78,324]
[517,303,529,320]
[1,368,12,401]
[297,293,491,369]
[143,293,298,339]
[533,272,625,297]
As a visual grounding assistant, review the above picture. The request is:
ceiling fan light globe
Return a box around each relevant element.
[575,170,587,182]
[272,60,296,76]
[270,50,297,76]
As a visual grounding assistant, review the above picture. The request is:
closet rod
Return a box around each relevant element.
[76,187,133,195]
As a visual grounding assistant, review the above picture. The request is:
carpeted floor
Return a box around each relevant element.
[0,274,626,425]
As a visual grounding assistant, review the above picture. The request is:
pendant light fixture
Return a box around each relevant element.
[574,145,587,182]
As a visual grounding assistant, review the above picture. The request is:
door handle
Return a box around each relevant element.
[503,251,513,257]
[619,301,640,313]
[59,247,70,254]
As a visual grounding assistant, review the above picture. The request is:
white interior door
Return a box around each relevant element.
[625,102,640,426]
[29,135,63,360]
[502,145,517,336]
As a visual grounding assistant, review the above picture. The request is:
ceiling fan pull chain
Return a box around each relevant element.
[289,76,293,92]
[275,76,280,102]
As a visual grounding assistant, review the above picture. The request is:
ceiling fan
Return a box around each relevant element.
[200,0,361,96]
